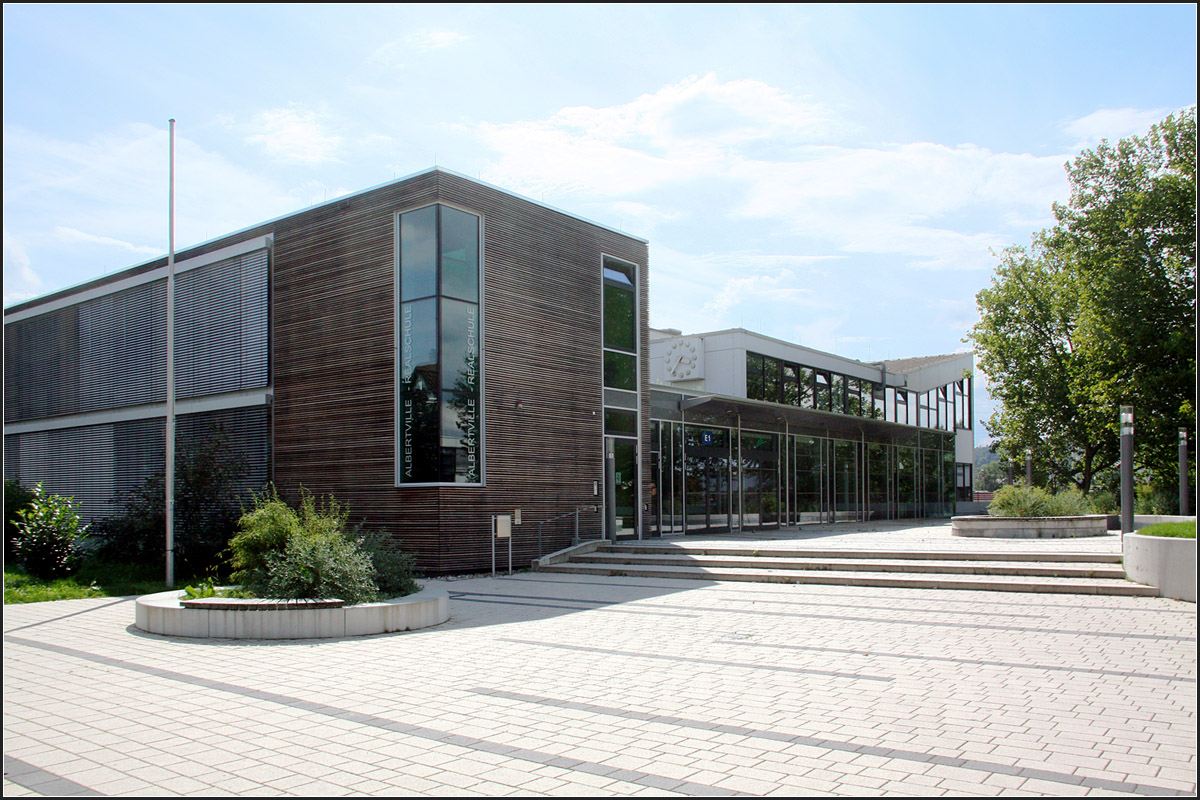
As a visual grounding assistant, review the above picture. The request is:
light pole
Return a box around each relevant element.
[1180,428,1190,516]
[1120,406,1134,535]
[1025,448,1032,486]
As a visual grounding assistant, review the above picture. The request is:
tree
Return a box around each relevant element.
[93,425,250,577]
[971,108,1196,496]
[975,460,1008,493]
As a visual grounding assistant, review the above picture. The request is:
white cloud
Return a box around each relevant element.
[731,143,1068,269]
[649,244,843,336]
[470,74,1071,274]
[3,227,43,306]
[607,201,683,234]
[245,105,342,164]
[473,73,842,196]
[3,123,306,295]
[702,268,816,317]
[1062,107,1173,150]
[54,226,160,255]
[406,29,469,51]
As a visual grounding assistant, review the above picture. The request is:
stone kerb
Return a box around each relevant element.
[1123,528,1197,602]
[951,514,1109,538]
[136,586,450,639]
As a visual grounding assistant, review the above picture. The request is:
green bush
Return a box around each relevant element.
[5,478,36,562]
[12,484,90,580]
[258,532,378,605]
[228,488,416,604]
[354,527,420,598]
[1046,487,1093,516]
[1134,483,1177,515]
[227,488,301,583]
[988,484,1099,517]
[988,485,1053,517]
[1088,490,1119,515]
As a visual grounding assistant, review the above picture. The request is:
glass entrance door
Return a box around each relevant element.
[605,437,638,538]
[740,433,779,529]
[684,426,732,533]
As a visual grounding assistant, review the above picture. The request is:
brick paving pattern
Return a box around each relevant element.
[4,522,1195,796]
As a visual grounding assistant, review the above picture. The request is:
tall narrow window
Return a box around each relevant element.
[397,204,482,485]
[603,255,640,536]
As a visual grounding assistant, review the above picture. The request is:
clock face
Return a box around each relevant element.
[665,338,702,380]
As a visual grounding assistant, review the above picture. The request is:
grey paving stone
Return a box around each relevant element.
[3,522,1194,797]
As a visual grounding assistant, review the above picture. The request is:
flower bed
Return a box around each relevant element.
[136,585,449,639]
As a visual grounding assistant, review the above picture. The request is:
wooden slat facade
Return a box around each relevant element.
[6,168,651,575]
[269,170,650,573]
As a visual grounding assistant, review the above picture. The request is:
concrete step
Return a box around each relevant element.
[601,543,1124,563]
[537,561,1159,596]
[579,551,1129,579]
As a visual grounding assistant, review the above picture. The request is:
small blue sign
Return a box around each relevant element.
[701,430,714,446]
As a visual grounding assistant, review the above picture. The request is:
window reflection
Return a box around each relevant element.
[397,204,482,484]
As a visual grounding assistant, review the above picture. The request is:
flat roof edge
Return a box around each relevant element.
[5,166,647,315]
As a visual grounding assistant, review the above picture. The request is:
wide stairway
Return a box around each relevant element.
[537,541,1157,596]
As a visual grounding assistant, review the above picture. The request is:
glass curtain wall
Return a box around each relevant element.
[648,420,957,533]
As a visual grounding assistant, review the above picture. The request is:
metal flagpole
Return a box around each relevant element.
[166,119,176,588]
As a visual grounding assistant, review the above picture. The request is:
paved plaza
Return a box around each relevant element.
[4,522,1196,796]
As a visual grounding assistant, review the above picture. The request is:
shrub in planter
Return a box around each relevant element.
[227,488,302,583]
[354,527,420,598]
[13,484,90,579]
[1134,483,1178,515]
[228,488,415,604]
[257,531,378,606]
[1088,490,1118,515]
[988,485,1053,517]
[988,484,1097,517]
[1045,487,1092,516]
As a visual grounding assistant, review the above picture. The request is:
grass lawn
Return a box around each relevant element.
[4,561,173,604]
[1136,521,1197,539]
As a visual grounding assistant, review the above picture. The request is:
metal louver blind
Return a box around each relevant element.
[4,247,269,424]
[4,406,270,523]
[3,307,80,421]
[176,249,269,399]
[79,280,167,412]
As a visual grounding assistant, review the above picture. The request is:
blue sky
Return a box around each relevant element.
[4,4,1196,443]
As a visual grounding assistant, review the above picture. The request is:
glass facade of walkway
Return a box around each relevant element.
[648,391,956,535]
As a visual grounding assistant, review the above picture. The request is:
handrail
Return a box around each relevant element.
[536,506,598,557]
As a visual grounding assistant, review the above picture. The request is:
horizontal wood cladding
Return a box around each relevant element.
[270,170,649,573]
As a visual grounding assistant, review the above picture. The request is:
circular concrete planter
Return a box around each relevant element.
[1123,532,1196,602]
[135,585,450,639]
[951,515,1109,539]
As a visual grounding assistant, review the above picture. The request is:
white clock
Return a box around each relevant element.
[665,338,704,381]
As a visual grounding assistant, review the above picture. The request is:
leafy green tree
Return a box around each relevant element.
[1054,109,1195,492]
[93,425,250,577]
[971,108,1196,496]
[975,460,1008,492]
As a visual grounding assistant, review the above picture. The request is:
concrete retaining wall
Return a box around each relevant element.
[951,515,1109,538]
[135,586,450,639]
[1123,531,1197,602]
